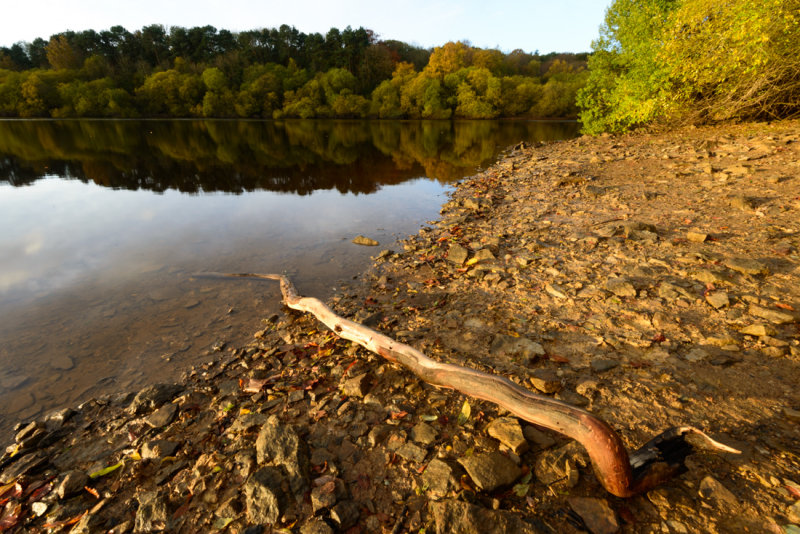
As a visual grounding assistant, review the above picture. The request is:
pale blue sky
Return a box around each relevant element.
[2,0,612,53]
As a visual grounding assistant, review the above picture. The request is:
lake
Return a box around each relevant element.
[0,119,579,435]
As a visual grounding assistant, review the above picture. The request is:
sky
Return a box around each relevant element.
[1,0,611,54]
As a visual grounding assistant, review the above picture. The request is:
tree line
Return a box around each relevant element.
[577,0,800,134]
[0,25,588,119]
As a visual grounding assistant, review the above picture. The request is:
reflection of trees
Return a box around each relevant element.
[0,119,579,194]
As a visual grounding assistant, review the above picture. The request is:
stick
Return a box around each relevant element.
[216,272,739,497]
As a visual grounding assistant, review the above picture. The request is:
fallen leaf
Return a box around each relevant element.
[42,510,86,529]
[0,503,22,530]
[775,302,795,311]
[390,411,409,420]
[84,486,100,499]
[89,462,123,479]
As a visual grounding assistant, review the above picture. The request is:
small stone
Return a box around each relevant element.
[134,492,168,533]
[784,407,800,423]
[698,476,738,509]
[145,403,178,428]
[530,369,561,394]
[534,442,586,487]
[43,408,75,431]
[684,348,709,362]
[458,452,521,491]
[705,292,730,309]
[310,480,341,512]
[410,422,438,445]
[724,257,769,276]
[590,359,618,373]
[687,231,708,243]
[788,501,800,523]
[352,235,379,246]
[15,421,42,443]
[447,244,469,265]
[545,283,568,299]
[341,373,370,398]
[490,335,545,361]
[522,425,556,450]
[739,324,776,337]
[749,304,796,324]
[605,278,636,298]
[128,384,182,414]
[330,500,360,529]
[367,425,391,447]
[245,467,287,525]
[568,497,620,534]
[31,502,47,516]
[396,442,427,463]
[473,249,496,263]
[486,417,528,454]
[421,459,455,497]
[57,470,89,499]
[729,195,756,210]
[301,520,334,534]
[142,440,179,459]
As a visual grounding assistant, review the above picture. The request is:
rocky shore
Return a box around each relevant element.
[2,120,800,533]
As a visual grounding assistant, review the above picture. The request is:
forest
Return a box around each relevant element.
[0,25,588,119]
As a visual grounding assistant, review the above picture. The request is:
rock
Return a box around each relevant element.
[687,230,708,243]
[724,257,769,276]
[788,501,800,523]
[301,520,334,534]
[256,416,309,494]
[529,368,561,394]
[605,277,636,298]
[486,417,528,454]
[145,403,178,428]
[590,359,618,373]
[31,502,47,517]
[698,476,738,509]
[330,500,360,529]
[341,373,370,398]
[0,452,47,482]
[457,451,521,492]
[396,442,427,463]
[729,195,756,210]
[51,354,74,370]
[15,421,42,443]
[447,244,469,265]
[422,459,455,497]
[568,497,620,534]
[430,499,547,534]
[367,425,391,447]
[473,249,496,263]
[575,377,600,397]
[534,442,586,487]
[783,407,800,423]
[684,348,709,362]
[739,324,777,337]
[352,235,379,246]
[490,335,545,361]
[622,221,657,239]
[522,426,556,450]
[545,283,568,299]
[142,439,180,459]
[229,413,270,434]
[310,479,344,512]
[749,304,796,324]
[43,407,75,431]
[134,492,168,532]
[56,470,89,499]
[128,384,182,414]
[245,467,288,525]
[410,422,438,445]
[705,291,730,309]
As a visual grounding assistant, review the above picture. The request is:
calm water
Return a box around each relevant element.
[0,119,579,435]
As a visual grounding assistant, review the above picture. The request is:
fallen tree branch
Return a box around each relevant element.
[214,272,739,497]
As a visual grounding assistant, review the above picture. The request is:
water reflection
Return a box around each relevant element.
[0,119,578,193]
[0,119,579,436]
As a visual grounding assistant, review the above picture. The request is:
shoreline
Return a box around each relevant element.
[2,120,799,533]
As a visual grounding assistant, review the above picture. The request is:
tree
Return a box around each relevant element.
[46,35,82,70]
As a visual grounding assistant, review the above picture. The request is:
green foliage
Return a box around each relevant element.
[578,0,800,133]
[0,24,592,119]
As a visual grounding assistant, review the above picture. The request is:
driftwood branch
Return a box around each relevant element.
[218,272,739,497]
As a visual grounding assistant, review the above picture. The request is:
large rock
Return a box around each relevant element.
[749,304,797,324]
[256,416,309,494]
[430,500,548,534]
[134,492,168,532]
[245,467,288,525]
[457,451,521,492]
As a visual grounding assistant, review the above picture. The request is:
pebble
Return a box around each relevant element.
[410,422,438,445]
[457,451,521,491]
[352,235,379,246]
[739,324,776,336]
[245,467,288,525]
[724,257,769,276]
[486,417,528,454]
[605,277,637,297]
[568,497,620,534]
[57,470,89,499]
[749,304,796,324]
[698,476,739,509]
[447,244,469,265]
[705,291,730,309]
[145,402,178,428]
[590,359,619,373]
[421,459,455,497]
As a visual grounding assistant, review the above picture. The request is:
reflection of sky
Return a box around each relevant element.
[0,175,449,310]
